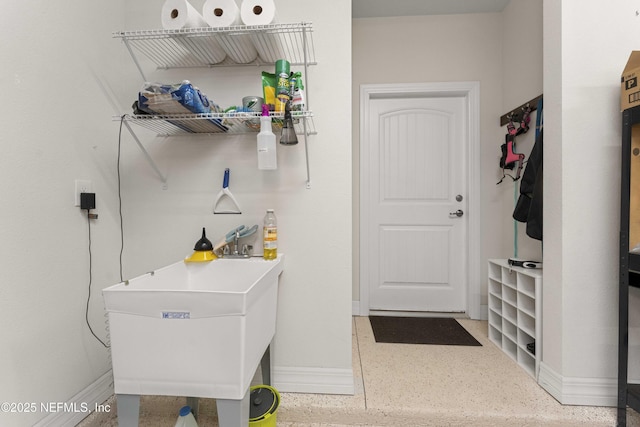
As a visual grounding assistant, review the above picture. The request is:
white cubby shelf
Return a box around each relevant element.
[487,259,542,379]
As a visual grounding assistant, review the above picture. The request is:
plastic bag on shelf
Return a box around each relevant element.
[138,80,220,115]
[136,81,227,132]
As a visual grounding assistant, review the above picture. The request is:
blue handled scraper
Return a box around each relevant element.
[213,168,241,214]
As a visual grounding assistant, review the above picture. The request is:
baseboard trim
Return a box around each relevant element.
[33,370,114,426]
[273,366,355,395]
[538,362,616,407]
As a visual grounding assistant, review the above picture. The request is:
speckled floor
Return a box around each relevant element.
[78,317,640,426]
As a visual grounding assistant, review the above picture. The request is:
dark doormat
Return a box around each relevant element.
[369,316,482,346]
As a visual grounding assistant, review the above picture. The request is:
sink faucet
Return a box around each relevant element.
[222,230,253,258]
[215,224,258,258]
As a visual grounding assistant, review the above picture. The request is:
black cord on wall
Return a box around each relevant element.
[118,114,125,282]
[85,209,109,349]
[80,115,127,350]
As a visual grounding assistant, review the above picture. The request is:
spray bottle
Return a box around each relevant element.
[257,104,277,170]
[290,72,306,111]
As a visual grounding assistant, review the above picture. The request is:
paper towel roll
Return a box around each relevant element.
[240,0,277,25]
[240,0,284,63]
[161,0,227,63]
[178,35,227,64]
[162,0,208,29]
[203,0,242,27]
[203,0,258,63]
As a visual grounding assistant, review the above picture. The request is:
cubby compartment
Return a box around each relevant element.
[517,273,536,298]
[518,293,536,318]
[488,295,502,316]
[502,286,517,307]
[502,318,517,342]
[501,268,517,288]
[517,328,535,349]
[518,347,536,376]
[488,324,502,346]
[502,301,517,325]
[488,308,502,331]
[517,309,535,337]
[488,278,502,297]
[503,336,517,361]
[488,262,502,282]
[487,259,542,380]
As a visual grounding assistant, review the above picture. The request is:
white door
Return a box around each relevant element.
[364,95,468,312]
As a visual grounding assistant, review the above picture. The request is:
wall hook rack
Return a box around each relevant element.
[500,94,543,127]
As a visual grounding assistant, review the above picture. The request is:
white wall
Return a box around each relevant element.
[352,13,505,307]
[1,1,353,425]
[540,0,640,405]
[0,2,126,426]
[541,0,565,389]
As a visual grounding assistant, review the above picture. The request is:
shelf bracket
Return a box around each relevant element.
[302,26,311,189]
[303,117,311,189]
[123,121,168,189]
[122,38,148,82]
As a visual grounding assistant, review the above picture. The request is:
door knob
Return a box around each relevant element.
[449,209,464,217]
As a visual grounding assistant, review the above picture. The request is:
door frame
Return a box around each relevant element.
[359,81,482,320]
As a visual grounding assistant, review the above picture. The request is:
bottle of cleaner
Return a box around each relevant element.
[174,406,198,427]
[257,104,277,170]
[290,71,306,111]
[275,59,291,113]
[263,209,277,260]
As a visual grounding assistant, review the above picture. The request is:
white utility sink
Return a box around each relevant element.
[102,255,284,401]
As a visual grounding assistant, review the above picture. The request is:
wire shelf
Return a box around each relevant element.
[113,22,316,69]
[116,111,316,137]
[114,22,316,187]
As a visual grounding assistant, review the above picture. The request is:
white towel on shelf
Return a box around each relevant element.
[240,0,285,64]
[239,0,277,25]
[162,0,208,29]
[161,0,227,64]
[202,0,258,64]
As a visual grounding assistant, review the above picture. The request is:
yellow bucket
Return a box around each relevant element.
[248,385,280,427]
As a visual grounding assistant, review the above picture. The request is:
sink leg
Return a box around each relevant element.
[216,388,249,427]
[116,394,140,427]
[261,343,271,385]
[186,397,199,420]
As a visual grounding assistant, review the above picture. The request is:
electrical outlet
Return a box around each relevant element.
[74,179,93,206]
